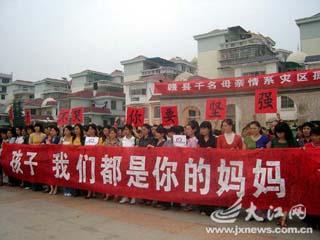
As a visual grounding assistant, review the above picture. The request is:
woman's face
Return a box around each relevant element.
[185,125,194,137]
[311,134,320,143]
[22,129,27,136]
[50,128,57,137]
[44,127,50,135]
[123,128,130,137]
[222,122,232,133]
[64,128,71,136]
[109,130,117,139]
[103,128,109,137]
[75,126,81,136]
[200,127,210,136]
[34,126,40,132]
[16,128,21,136]
[303,126,311,137]
[142,126,149,137]
[27,128,33,135]
[7,131,13,138]
[276,131,285,139]
[155,131,163,140]
[250,124,260,136]
[88,127,96,137]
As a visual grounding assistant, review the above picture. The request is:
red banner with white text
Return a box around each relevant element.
[1,144,320,215]
[154,69,320,95]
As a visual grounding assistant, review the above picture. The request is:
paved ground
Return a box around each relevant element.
[0,186,319,240]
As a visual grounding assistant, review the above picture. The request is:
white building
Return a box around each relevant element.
[6,80,34,104]
[34,78,70,99]
[0,73,13,105]
[193,26,291,79]
[121,56,196,124]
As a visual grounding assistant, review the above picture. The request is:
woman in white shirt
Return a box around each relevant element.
[119,125,136,204]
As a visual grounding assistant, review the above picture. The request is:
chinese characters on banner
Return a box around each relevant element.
[126,107,144,127]
[2,143,320,216]
[161,106,179,126]
[24,109,31,126]
[71,107,84,125]
[154,69,320,95]
[57,109,70,127]
[255,89,277,114]
[205,98,227,120]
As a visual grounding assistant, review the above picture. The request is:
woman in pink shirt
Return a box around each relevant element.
[217,119,243,150]
[185,121,199,148]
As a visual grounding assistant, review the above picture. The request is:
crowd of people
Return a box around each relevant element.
[0,118,319,228]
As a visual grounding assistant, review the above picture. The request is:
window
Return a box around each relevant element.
[31,109,36,114]
[130,89,147,95]
[111,100,116,110]
[281,96,294,109]
[2,78,10,83]
[154,106,160,118]
[2,86,6,92]
[122,101,125,111]
[189,110,196,117]
[1,95,5,100]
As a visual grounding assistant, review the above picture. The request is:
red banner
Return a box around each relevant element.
[126,107,144,127]
[24,109,31,126]
[1,143,320,216]
[154,69,320,95]
[8,105,14,123]
[71,107,84,125]
[57,109,70,127]
[161,106,179,126]
[255,89,277,114]
[205,98,227,120]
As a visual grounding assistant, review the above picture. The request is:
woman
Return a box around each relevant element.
[305,127,320,148]
[60,125,74,197]
[98,127,110,145]
[103,127,121,201]
[298,122,315,147]
[48,126,61,195]
[73,124,85,146]
[271,122,297,227]
[138,124,155,147]
[198,121,216,148]
[147,125,172,210]
[217,119,243,149]
[29,123,46,191]
[15,127,25,144]
[7,128,16,144]
[198,121,216,215]
[243,121,271,149]
[119,124,136,204]
[85,124,99,199]
[185,121,199,148]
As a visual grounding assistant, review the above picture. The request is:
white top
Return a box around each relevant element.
[224,133,235,145]
[15,136,24,144]
[121,136,135,147]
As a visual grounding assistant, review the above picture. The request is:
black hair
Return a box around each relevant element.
[200,121,213,135]
[249,121,263,135]
[73,124,85,145]
[51,126,60,136]
[187,120,200,138]
[123,124,133,134]
[302,122,315,129]
[34,123,44,132]
[274,122,296,147]
[109,127,118,135]
[87,123,97,136]
[63,125,74,137]
[26,125,35,132]
[311,127,320,136]
[155,125,167,140]
[221,119,235,132]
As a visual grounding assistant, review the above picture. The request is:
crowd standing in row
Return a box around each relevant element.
[0,119,319,228]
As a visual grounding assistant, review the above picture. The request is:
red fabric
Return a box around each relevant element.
[205,98,227,120]
[126,107,144,127]
[154,69,320,95]
[57,109,70,127]
[1,143,320,215]
[71,107,84,125]
[24,109,31,126]
[8,106,14,122]
[216,134,243,150]
[161,106,178,126]
[255,89,277,113]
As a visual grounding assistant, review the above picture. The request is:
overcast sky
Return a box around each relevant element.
[0,0,319,81]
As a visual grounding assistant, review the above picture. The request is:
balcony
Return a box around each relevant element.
[141,66,181,77]
[43,87,70,93]
[13,88,34,95]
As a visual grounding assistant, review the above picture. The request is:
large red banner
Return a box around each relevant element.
[1,143,320,216]
[154,69,320,95]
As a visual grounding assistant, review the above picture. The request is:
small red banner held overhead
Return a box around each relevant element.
[8,106,14,123]
[205,98,227,120]
[255,89,277,114]
[126,107,144,127]
[71,107,84,125]
[24,109,31,126]
[161,106,179,126]
[57,109,70,127]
